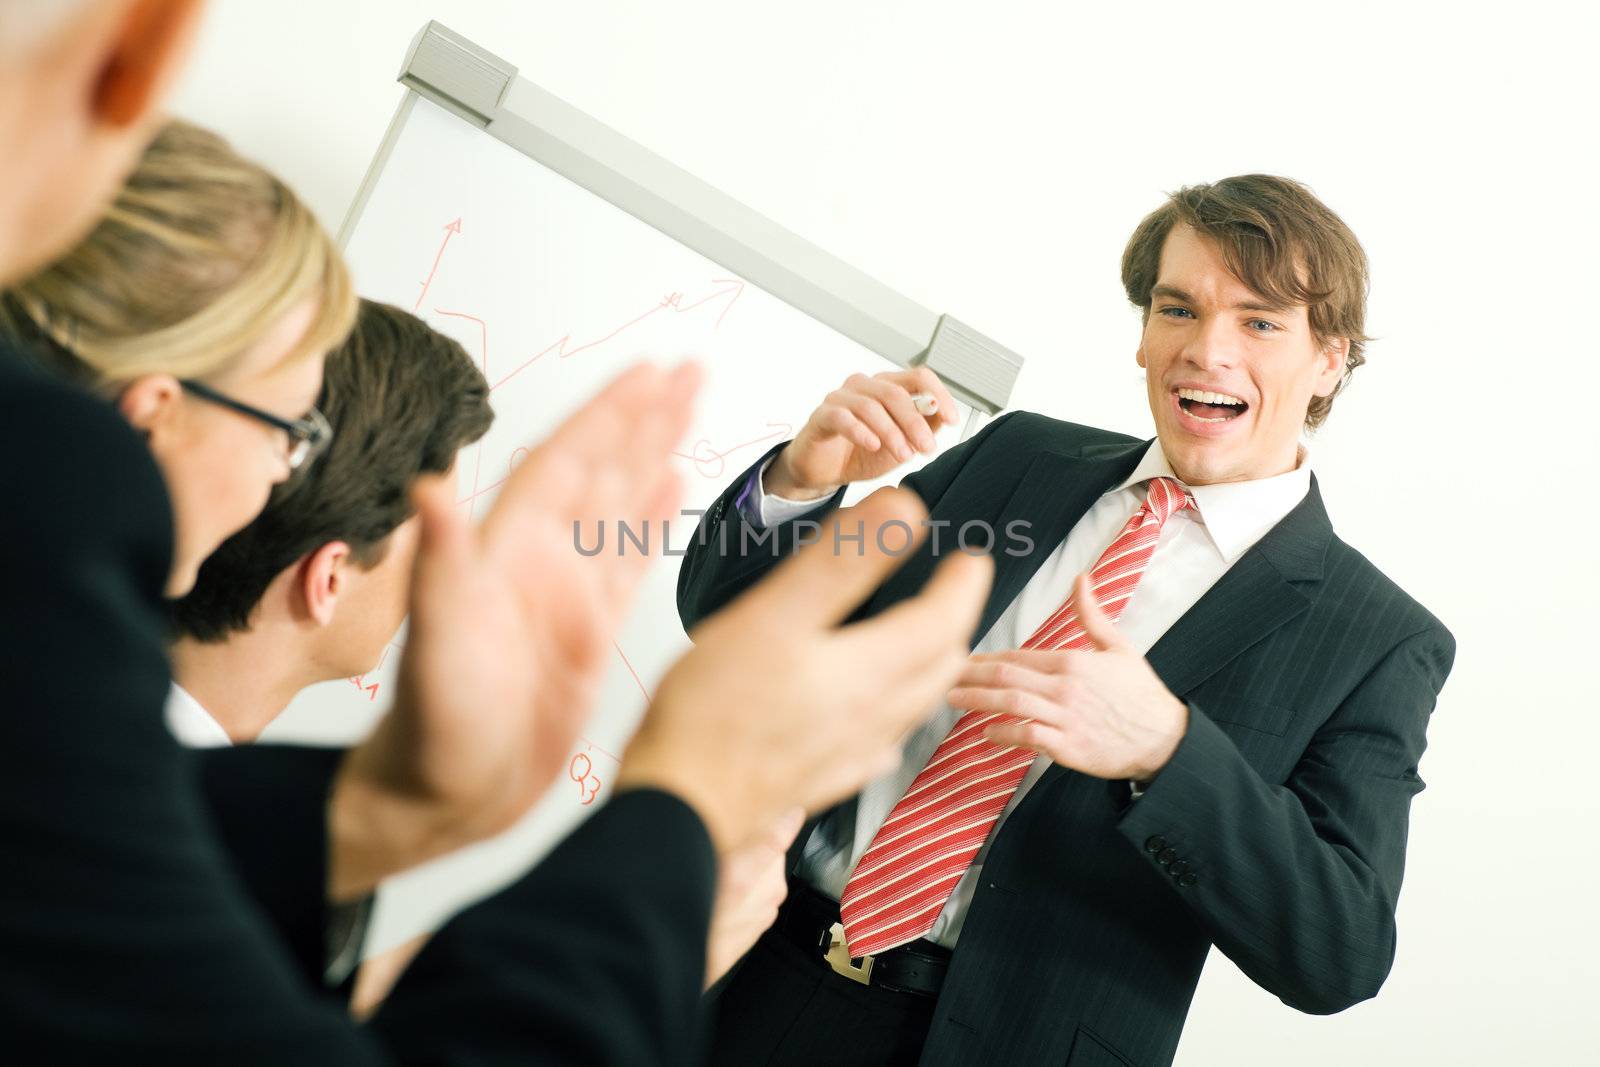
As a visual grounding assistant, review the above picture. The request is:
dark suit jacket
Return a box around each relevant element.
[678,412,1455,1067]
[0,348,716,1063]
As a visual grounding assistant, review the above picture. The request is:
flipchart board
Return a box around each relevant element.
[261,24,1021,956]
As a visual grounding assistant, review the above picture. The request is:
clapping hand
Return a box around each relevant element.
[330,362,701,898]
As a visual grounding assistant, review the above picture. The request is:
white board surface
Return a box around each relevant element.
[260,92,968,955]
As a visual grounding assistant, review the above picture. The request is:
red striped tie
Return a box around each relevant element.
[838,476,1193,957]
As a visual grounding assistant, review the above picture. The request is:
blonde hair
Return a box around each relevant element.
[0,118,356,389]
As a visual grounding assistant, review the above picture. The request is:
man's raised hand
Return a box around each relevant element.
[764,367,959,500]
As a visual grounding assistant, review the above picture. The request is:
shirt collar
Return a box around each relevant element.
[1110,439,1312,564]
[165,683,234,748]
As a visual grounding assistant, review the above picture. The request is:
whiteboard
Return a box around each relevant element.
[260,90,984,955]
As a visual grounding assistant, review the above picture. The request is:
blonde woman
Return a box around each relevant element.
[2,119,354,595]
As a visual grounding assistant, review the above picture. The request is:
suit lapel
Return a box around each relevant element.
[1144,474,1331,697]
[866,429,1335,687]
[1021,472,1333,803]
[917,423,1337,699]
[969,441,1148,644]
[857,436,1149,647]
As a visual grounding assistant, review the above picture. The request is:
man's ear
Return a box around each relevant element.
[299,541,352,628]
[93,0,207,128]
[1313,337,1350,398]
[116,373,183,436]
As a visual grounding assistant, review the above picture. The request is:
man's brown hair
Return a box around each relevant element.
[170,300,493,641]
[1120,174,1369,429]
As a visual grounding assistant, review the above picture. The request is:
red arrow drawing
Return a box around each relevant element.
[491,278,746,392]
[414,217,463,312]
[348,645,396,702]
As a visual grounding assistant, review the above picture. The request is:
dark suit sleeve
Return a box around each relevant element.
[197,745,351,990]
[0,363,372,1057]
[677,412,1017,630]
[1115,624,1456,1014]
[372,789,716,1064]
[0,357,715,1062]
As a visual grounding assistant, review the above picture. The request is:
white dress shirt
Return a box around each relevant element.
[748,437,1312,947]
[165,682,233,748]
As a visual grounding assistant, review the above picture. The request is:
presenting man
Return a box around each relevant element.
[678,174,1455,1066]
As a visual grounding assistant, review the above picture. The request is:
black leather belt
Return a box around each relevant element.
[774,880,951,998]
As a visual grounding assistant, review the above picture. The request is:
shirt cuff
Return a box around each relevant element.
[324,893,375,988]
[741,455,839,528]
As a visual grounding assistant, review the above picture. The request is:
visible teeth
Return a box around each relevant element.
[1177,387,1244,407]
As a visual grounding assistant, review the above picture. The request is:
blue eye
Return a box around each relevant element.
[1159,306,1193,319]
[1247,319,1279,332]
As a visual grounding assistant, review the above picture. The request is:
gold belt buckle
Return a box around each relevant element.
[823,921,874,985]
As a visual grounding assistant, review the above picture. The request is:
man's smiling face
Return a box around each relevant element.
[1136,224,1347,486]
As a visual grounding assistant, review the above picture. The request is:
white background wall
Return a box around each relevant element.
[170,2,1597,1062]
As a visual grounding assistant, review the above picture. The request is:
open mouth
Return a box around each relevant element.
[1175,387,1248,423]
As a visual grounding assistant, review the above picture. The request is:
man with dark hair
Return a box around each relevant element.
[679,174,1455,1066]
[167,299,493,745]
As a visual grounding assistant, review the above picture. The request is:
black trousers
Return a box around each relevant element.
[707,912,938,1065]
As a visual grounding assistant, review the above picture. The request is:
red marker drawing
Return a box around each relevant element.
[613,641,651,702]
[348,644,396,701]
[435,308,490,516]
[491,278,745,392]
[672,421,793,479]
[456,446,528,509]
[569,752,602,806]
[414,217,463,312]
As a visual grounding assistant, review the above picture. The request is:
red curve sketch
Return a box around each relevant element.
[673,422,793,479]
[565,648,645,807]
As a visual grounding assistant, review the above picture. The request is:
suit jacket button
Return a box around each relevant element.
[1178,872,1198,887]
[1157,847,1177,866]
[1170,860,1191,877]
[1144,835,1167,854]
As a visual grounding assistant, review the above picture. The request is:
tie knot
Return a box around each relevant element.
[1144,476,1193,524]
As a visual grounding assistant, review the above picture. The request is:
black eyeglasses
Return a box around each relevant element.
[180,379,333,471]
